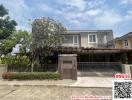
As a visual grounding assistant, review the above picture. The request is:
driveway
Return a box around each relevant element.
[77,68,120,77]
[71,77,115,87]
[0,85,112,100]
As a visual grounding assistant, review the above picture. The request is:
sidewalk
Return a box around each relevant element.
[0,77,115,88]
[0,79,74,87]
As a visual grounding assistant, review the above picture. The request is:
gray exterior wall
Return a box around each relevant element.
[62,30,113,48]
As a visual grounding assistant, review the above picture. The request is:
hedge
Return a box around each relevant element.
[2,72,60,80]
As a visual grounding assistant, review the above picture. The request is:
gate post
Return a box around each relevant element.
[58,54,77,80]
[122,64,132,79]
[0,64,7,77]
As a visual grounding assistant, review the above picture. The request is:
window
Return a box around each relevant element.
[88,34,97,43]
[124,40,128,47]
[63,35,73,44]
[74,35,78,44]
[63,35,79,44]
[104,36,107,43]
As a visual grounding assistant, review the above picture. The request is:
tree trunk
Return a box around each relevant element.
[31,63,34,72]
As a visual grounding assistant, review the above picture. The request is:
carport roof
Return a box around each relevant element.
[15,47,132,55]
[51,46,132,54]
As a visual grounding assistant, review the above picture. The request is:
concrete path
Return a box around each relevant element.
[71,77,115,87]
[77,69,120,77]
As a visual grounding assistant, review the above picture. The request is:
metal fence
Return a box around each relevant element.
[7,64,58,72]
[77,62,122,71]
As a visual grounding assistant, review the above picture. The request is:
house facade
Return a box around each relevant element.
[114,32,132,49]
[62,30,113,48]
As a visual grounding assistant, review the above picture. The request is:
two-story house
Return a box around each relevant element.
[62,30,113,48]
[114,32,132,49]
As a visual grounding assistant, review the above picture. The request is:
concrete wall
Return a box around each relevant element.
[97,31,113,48]
[0,64,7,77]
[129,37,132,48]
[122,64,132,78]
[115,40,124,49]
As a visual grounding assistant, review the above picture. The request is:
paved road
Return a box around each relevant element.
[0,86,112,100]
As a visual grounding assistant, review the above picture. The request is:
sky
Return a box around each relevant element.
[0,0,132,37]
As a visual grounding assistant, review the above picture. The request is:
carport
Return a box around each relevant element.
[77,53,122,77]
[52,47,132,78]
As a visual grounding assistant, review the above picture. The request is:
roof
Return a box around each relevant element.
[115,32,132,41]
[120,32,132,39]
[68,30,113,32]
[62,30,113,35]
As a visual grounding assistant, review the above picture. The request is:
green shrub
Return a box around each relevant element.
[2,72,60,80]
[1,55,31,65]
[2,55,32,72]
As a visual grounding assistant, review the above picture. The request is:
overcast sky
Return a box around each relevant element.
[1,0,132,37]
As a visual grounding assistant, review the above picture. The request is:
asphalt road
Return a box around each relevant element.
[0,86,112,100]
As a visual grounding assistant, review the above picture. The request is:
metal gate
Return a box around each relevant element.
[77,62,122,77]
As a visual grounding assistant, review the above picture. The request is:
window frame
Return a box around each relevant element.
[88,34,97,43]
[104,35,107,44]
[63,35,79,45]
[124,39,129,48]
[63,35,73,44]
[73,35,79,45]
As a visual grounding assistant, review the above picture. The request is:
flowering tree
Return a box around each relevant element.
[31,17,66,71]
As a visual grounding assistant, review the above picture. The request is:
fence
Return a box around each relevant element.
[8,64,58,72]
[77,62,122,71]
[7,62,122,72]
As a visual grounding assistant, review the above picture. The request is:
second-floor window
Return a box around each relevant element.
[88,34,97,43]
[63,35,79,45]
[74,35,78,44]
[104,36,107,43]
[124,39,128,47]
[63,35,73,44]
